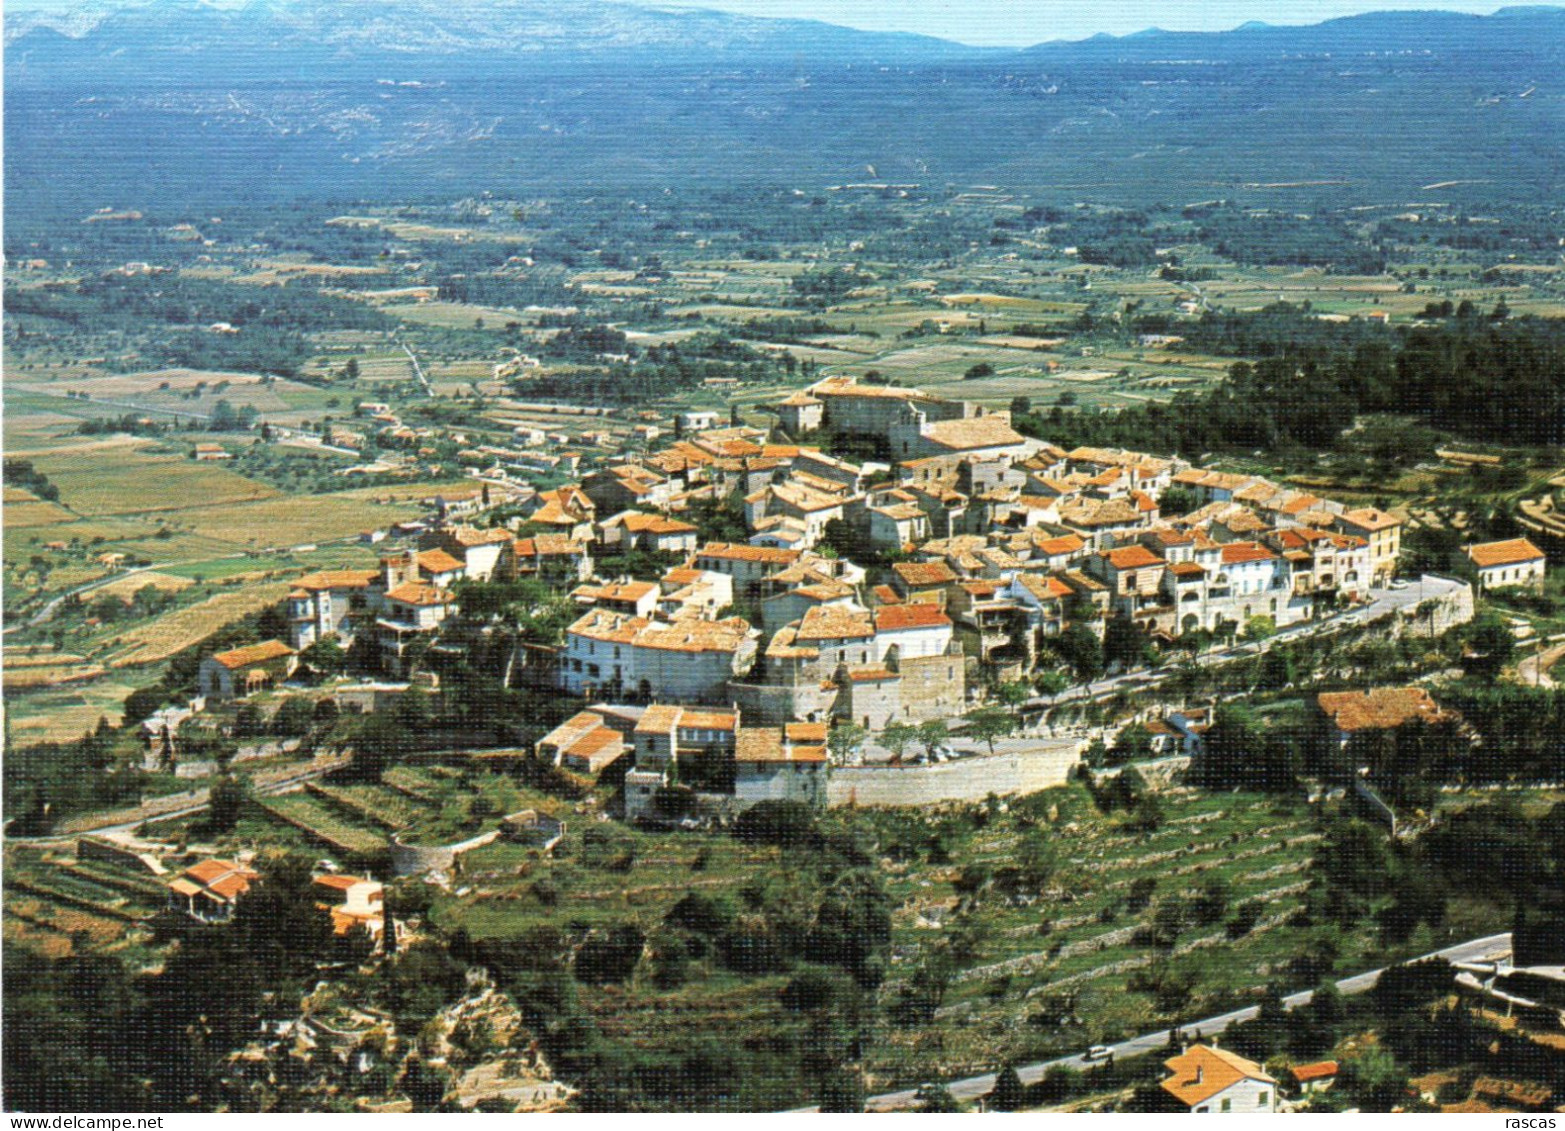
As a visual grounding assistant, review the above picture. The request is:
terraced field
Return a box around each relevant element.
[255,794,387,856]
[860,784,1343,1088]
[307,782,432,831]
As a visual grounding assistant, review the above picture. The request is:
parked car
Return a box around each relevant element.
[1084,1045,1112,1061]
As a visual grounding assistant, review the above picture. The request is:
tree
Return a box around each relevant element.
[1110,721,1154,764]
[916,719,949,758]
[1050,623,1105,682]
[826,722,868,765]
[1104,616,1146,671]
[1158,487,1197,517]
[1243,614,1277,642]
[1340,1045,1409,1112]
[1461,612,1516,680]
[270,695,316,738]
[964,362,996,380]
[963,706,1017,755]
[819,1068,866,1113]
[299,638,347,678]
[881,721,919,762]
[992,1065,1026,1111]
[994,680,1031,709]
[205,774,249,833]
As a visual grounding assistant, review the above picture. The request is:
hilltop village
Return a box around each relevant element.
[7,163,1565,1112]
[168,372,1499,823]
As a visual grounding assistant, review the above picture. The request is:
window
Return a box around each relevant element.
[1220,1099,1230,1113]
[1196,1107,1209,1114]
[1257,1093,1268,1107]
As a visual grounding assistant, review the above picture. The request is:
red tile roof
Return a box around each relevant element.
[1467,538,1545,569]
[874,604,951,631]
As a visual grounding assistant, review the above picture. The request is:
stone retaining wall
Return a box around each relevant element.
[390,828,502,876]
[828,744,1080,808]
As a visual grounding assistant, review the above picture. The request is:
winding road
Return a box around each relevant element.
[856,931,1512,1111]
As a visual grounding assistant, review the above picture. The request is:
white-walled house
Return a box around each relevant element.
[559,609,759,703]
[1465,537,1547,591]
[1161,1046,1278,1114]
[287,568,382,650]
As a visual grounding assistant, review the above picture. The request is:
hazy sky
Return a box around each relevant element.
[1,0,1529,46]
[633,0,1518,45]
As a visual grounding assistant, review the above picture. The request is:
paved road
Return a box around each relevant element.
[1517,641,1565,690]
[859,931,1511,1112]
[7,754,352,845]
[8,555,248,632]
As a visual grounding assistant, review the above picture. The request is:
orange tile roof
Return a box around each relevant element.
[211,639,295,670]
[785,721,828,743]
[846,665,897,682]
[634,704,684,734]
[575,581,658,603]
[1317,686,1449,732]
[622,512,697,535]
[1221,541,1277,564]
[514,534,586,557]
[1339,507,1401,532]
[1036,533,1087,555]
[416,548,465,574]
[1103,545,1164,570]
[386,581,453,607]
[1161,1046,1274,1108]
[446,525,513,546]
[893,561,959,588]
[1015,573,1073,602]
[695,542,801,565]
[678,709,738,732]
[1467,538,1545,569]
[313,873,362,892]
[296,569,378,592]
[872,584,903,605]
[1169,561,1207,578]
[796,605,876,641]
[875,604,951,631]
[921,416,1026,452]
[1291,1061,1339,1083]
[735,726,827,763]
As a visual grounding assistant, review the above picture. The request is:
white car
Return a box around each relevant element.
[1389,579,1410,590]
[1084,1046,1112,1061]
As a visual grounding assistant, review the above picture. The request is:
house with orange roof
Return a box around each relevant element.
[572,579,661,618]
[760,576,860,637]
[690,541,804,597]
[1289,1060,1339,1095]
[287,568,383,650]
[560,609,759,703]
[166,857,260,922]
[1465,537,1546,592]
[597,509,700,555]
[1315,686,1457,773]
[749,599,965,729]
[1088,544,1169,620]
[536,707,634,776]
[733,724,828,808]
[1160,1045,1277,1113]
[520,485,596,541]
[419,524,513,582]
[312,872,405,947]
[198,640,298,700]
[1334,507,1403,585]
[377,581,456,675]
[658,565,735,622]
[582,464,675,516]
[510,534,593,585]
